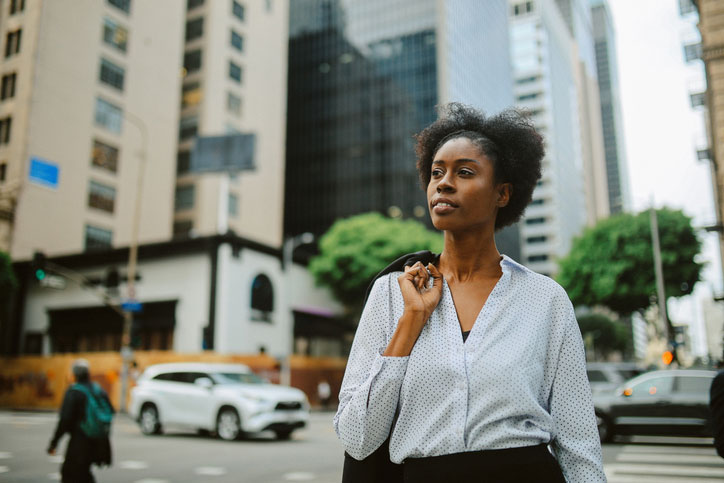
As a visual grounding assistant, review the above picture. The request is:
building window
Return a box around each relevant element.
[187,0,204,9]
[232,1,244,21]
[185,17,204,42]
[228,193,238,216]
[525,217,546,225]
[184,49,202,73]
[227,92,241,115]
[530,198,544,205]
[517,92,539,101]
[107,0,131,14]
[0,162,6,182]
[250,273,274,321]
[527,254,548,263]
[175,185,195,211]
[179,116,198,140]
[526,235,547,244]
[99,58,125,90]
[525,1,533,12]
[181,82,201,108]
[231,30,243,52]
[1,73,17,100]
[690,92,706,108]
[173,220,193,238]
[85,225,113,251]
[684,43,702,62]
[697,148,711,161]
[177,150,190,174]
[229,61,242,83]
[679,0,696,15]
[95,98,123,133]
[88,180,116,213]
[9,0,25,15]
[0,117,11,144]
[5,29,21,58]
[91,139,119,172]
[103,17,128,52]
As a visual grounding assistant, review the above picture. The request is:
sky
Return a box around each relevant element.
[607,0,720,356]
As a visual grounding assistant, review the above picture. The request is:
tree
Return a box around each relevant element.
[577,313,631,360]
[308,212,443,312]
[557,208,703,316]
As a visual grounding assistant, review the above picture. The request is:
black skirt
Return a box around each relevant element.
[402,444,566,483]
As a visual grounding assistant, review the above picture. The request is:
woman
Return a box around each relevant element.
[334,103,605,482]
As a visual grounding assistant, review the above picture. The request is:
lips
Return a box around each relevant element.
[431,198,458,214]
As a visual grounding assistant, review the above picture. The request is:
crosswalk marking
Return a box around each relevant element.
[605,444,724,483]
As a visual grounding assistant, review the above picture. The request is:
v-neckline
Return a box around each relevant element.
[442,262,507,344]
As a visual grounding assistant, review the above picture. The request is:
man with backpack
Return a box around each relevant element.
[47,359,114,482]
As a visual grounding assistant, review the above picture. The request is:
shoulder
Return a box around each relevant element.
[503,255,570,301]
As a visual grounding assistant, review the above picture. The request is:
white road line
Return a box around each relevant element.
[135,479,170,483]
[47,455,64,464]
[616,452,724,464]
[620,444,719,455]
[606,474,724,483]
[47,472,61,480]
[119,460,149,470]
[284,472,316,481]
[0,466,9,473]
[194,466,227,476]
[606,463,724,478]
[0,452,12,459]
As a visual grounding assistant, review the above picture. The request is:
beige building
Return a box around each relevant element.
[0,0,186,260]
[174,0,288,248]
[697,0,724,280]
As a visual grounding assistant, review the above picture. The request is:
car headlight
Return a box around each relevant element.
[241,393,271,404]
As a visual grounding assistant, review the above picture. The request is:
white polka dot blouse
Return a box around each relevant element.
[334,255,606,482]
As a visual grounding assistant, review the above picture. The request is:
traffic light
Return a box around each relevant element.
[31,251,47,282]
[662,350,674,365]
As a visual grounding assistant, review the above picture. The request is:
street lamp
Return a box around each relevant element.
[119,111,148,413]
[280,232,314,386]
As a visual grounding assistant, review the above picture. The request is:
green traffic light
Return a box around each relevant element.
[35,269,46,281]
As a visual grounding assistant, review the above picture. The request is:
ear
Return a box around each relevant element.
[497,183,512,208]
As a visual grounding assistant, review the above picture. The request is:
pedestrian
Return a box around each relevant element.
[334,103,606,482]
[47,359,114,483]
[710,364,724,458]
[317,379,332,409]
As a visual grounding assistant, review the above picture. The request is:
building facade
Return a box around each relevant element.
[174,0,288,248]
[285,0,519,258]
[0,0,185,260]
[590,0,630,215]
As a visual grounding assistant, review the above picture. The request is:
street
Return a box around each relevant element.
[1,410,723,482]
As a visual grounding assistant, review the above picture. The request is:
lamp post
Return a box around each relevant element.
[119,111,148,413]
[280,232,314,386]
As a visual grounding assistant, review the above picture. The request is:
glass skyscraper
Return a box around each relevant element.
[285,0,515,253]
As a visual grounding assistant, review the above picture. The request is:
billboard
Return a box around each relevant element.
[189,133,256,174]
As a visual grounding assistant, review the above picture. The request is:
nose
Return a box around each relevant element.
[436,172,455,193]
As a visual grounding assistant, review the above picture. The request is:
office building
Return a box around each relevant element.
[0,0,185,260]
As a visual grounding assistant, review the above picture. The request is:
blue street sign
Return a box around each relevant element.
[121,299,143,313]
[29,158,60,189]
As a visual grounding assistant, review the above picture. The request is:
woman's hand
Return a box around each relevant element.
[398,262,443,318]
[384,262,443,357]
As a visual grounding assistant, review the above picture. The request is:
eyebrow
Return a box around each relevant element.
[432,158,481,165]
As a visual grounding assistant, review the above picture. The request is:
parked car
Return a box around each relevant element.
[586,362,646,395]
[592,369,716,442]
[129,362,309,441]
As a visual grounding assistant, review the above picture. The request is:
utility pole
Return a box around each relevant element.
[650,206,678,365]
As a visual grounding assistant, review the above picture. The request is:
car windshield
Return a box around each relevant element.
[211,372,265,385]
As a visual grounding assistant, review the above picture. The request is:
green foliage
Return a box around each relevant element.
[309,212,443,310]
[557,208,702,315]
[577,313,631,358]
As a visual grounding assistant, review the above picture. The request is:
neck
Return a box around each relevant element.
[439,227,502,282]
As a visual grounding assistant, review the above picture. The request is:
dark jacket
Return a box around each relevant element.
[711,370,724,458]
[48,381,114,470]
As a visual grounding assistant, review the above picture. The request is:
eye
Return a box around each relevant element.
[431,168,444,178]
[459,168,474,176]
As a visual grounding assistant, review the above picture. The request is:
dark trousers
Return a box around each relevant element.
[61,435,96,483]
[402,444,566,483]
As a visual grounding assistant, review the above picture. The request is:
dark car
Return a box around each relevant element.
[592,369,716,442]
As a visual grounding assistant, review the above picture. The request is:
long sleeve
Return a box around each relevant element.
[549,306,607,482]
[711,371,724,458]
[334,274,409,460]
[49,388,83,450]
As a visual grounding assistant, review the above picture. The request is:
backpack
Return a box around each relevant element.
[72,383,114,438]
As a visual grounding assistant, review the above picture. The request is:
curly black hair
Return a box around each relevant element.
[414,102,544,230]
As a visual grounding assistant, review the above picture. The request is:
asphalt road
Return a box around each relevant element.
[1,410,723,482]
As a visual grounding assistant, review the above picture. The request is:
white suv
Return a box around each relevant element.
[129,362,309,441]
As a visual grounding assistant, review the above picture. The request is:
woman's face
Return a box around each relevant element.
[426,137,510,233]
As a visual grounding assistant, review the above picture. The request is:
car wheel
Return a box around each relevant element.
[274,429,293,441]
[139,404,162,435]
[596,412,614,443]
[216,408,242,441]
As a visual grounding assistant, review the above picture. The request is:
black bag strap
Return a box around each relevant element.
[343,250,439,483]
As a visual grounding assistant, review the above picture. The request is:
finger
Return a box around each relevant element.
[427,263,443,287]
